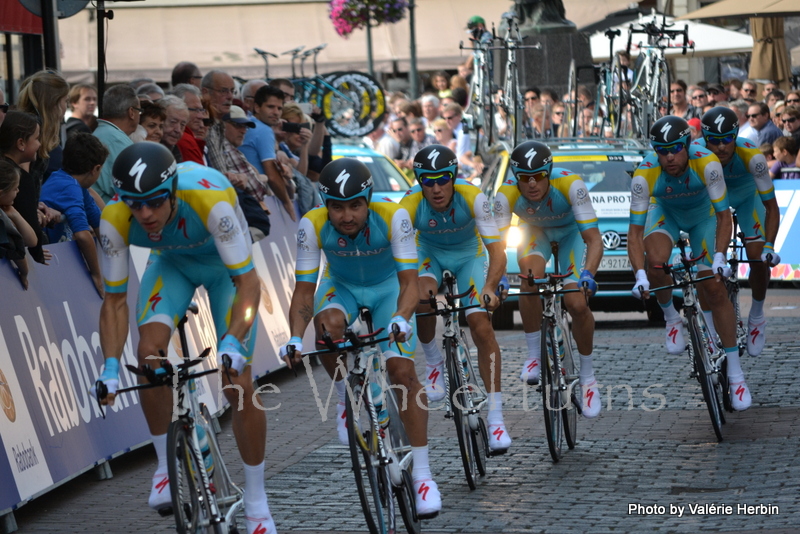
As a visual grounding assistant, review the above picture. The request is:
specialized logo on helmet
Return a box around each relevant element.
[335,169,350,196]
[525,148,537,168]
[714,113,725,132]
[427,148,440,168]
[129,158,148,192]
[660,122,672,138]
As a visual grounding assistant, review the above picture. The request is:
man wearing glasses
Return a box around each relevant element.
[698,107,780,357]
[706,84,728,104]
[740,80,758,102]
[201,70,236,174]
[94,142,275,533]
[400,144,512,453]
[691,88,709,110]
[495,141,604,419]
[91,84,139,203]
[746,102,783,146]
[627,116,752,411]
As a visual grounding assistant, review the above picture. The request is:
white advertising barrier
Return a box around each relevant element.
[0,196,306,515]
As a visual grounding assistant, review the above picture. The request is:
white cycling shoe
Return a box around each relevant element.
[729,378,752,411]
[747,316,766,356]
[148,471,172,515]
[581,379,602,419]
[665,319,686,355]
[487,422,512,454]
[520,357,541,385]
[413,478,441,519]
[424,361,446,402]
[246,514,276,534]
[336,402,349,446]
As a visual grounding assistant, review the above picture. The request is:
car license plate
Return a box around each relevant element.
[600,257,631,271]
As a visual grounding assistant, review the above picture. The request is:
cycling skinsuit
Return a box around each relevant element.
[494,167,599,284]
[693,136,774,240]
[294,198,418,358]
[400,179,500,315]
[630,146,728,269]
[99,162,258,360]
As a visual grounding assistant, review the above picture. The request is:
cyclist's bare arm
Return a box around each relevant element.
[713,209,733,258]
[483,241,507,310]
[227,268,261,342]
[627,224,646,273]
[763,197,780,245]
[98,291,129,406]
[391,269,419,344]
[284,280,317,366]
[580,227,604,275]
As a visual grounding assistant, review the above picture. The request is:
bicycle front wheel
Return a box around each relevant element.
[541,319,565,462]
[446,337,481,490]
[688,314,724,442]
[345,374,388,534]
[199,405,245,533]
[167,419,224,534]
[560,316,579,450]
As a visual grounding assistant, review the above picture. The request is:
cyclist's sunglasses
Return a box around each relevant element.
[419,171,454,187]
[654,143,685,156]
[517,170,549,183]
[705,134,735,146]
[122,190,171,210]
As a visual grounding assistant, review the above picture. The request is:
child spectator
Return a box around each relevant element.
[759,142,775,165]
[39,133,109,296]
[770,136,800,179]
[0,159,37,289]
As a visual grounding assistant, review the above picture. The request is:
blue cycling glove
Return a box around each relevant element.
[496,275,510,297]
[579,269,598,295]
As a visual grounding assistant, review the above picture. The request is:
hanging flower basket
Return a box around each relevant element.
[329,0,409,38]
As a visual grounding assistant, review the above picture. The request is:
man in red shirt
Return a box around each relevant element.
[171,83,207,165]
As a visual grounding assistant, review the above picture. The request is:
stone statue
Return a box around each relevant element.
[514,0,573,30]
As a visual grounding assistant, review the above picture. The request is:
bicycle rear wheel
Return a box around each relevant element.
[559,316,579,450]
[167,419,224,534]
[541,318,565,462]
[446,337,481,489]
[345,374,389,534]
[688,314,724,442]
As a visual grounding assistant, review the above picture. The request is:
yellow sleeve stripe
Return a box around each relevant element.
[631,209,648,216]
[711,194,726,204]
[576,217,598,224]
[296,268,319,275]
[396,258,416,263]
[481,234,500,240]
[105,277,128,288]
[226,257,252,272]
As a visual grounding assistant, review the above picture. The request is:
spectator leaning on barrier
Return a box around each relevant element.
[0,158,37,288]
[0,110,55,265]
[171,61,203,89]
[92,84,138,204]
[66,83,98,135]
[170,83,206,165]
[770,136,800,179]
[39,133,108,296]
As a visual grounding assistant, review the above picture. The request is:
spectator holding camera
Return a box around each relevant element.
[39,133,108,296]
[280,103,312,176]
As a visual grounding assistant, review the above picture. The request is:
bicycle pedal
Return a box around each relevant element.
[526,376,540,386]
[487,447,508,457]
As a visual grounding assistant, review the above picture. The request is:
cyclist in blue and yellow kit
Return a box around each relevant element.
[698,107,780,356]
[281,158,441,518]
[494,140,604,418]
[400,145,511,454]
[93,142,274,533]
[628,116,751,411]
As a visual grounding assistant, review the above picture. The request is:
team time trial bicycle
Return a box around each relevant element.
[293,310,420,534]
[647,240,732,442]
[96,303,246,533]
[254,44,386,138]
[518,242,582,462]
[416,272,490,490]
[726,209,766,356]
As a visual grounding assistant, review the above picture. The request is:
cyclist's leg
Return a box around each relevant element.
[644,203,685,353]
[313,273,359,444]
[517,223,549,382]
[736,191,769,355]
[415,248,446,400]
[361,281,440,516]
[690,217,751,410]
[135,252,197,511]
[458,248,510,450]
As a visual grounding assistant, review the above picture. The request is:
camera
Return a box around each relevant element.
[282,122,310,134]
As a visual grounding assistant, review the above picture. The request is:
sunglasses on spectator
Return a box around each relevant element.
[746,113,762,119]
[121,191,171,210]
[0,104,8,113]
[516,171,549,183]
[782,117,797,124]
[787,99,800,104]
[409,128,423,133]
[553,111,565,115]
[707,89,720,95]
[705,134,735,145]
[525,96,539,102]
[692,94,706,99]
[742,88,756,93]
[654,143,685,156]
[434,128,446,133]
[202,118,213,126]
[443,115,457,120]
[419,172,454,187]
